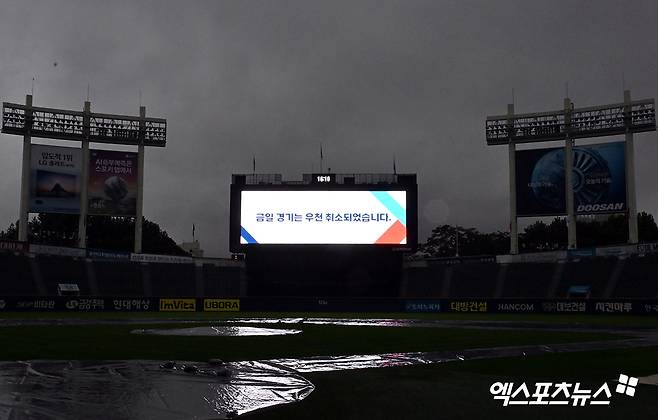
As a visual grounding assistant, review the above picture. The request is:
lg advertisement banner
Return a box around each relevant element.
[30,144,82,214]
[240,190,407,245]
[88,150,138,216]
[516,142,626,216]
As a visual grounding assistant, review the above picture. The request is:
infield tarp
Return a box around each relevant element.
[0,360,314,419]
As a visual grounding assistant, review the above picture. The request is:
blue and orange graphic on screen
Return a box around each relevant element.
[239,190,407,245]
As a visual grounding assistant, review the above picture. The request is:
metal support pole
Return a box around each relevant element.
[18,94,33,242]
[564,97,577,249]
[624,90,638,244]
[507,103,518,254]
[78,101,91,248]
[134,106,146,253]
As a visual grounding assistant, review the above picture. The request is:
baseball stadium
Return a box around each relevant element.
[2,2,658,419]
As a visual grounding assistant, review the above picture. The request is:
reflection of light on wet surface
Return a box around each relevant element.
[226,318,411,328]
[262,336,658,373]
[0,360,314,419]
[3,318,658,418]
[131,326,302,337]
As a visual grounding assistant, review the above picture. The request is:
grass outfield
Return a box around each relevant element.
[1,312,657,418]
[0,321,624,361]
[2,311,658,326]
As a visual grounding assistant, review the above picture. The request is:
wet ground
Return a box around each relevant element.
[131,326,302,337]
[2,318,657,419]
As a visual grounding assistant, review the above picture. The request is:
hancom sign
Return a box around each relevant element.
[203,299,240,312]
[30,144,82,214]
[516,142,626,216]
[159,298,196,311]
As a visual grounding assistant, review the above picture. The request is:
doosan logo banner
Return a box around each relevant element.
[577,203,624,212]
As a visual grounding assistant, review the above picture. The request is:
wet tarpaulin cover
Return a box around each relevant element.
[3,318,658,418]
[0,360,314,420]
[131,326,302,337]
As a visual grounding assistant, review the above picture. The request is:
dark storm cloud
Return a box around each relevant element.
[1,0,657,256]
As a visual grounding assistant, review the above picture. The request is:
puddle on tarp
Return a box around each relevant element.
[0,360,314,420]
[131,326,302,337]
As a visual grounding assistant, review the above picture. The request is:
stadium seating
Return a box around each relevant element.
[149,263,196,296]
[93,261,145,296]
[502,263,555,298]
[448,263,499,298]
[613,255,658,298]
[2,252,658,299]
[37,255,90,295]
[556,258,618,298]
[0,253,38,295]
[203,265,241,297]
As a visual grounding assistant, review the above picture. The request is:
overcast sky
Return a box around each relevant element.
[1,0,657,257]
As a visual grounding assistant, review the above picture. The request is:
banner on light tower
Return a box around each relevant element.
[88,149,138,216]
[29,144,82,214]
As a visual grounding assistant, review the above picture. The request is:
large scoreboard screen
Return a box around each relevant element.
[230,179,417,251]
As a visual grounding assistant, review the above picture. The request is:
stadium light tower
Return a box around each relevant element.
[486,91,655,254]
[2,95,167,253]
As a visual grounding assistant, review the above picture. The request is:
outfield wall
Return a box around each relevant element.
[0,296,657,315]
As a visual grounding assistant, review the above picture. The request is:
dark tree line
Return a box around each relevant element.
[420,212,658,258]
[0,214,189,256]
[421,225,509,258]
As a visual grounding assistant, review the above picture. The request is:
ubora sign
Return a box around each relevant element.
[204,299,240,312]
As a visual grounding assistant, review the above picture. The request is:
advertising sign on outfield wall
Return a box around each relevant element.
[0,240,28,253]
[159,298,196,311]
[29,244,87,258]
[203,299,240,311]
[0,297,657,314]
[130,253,194,264]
